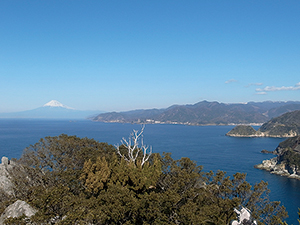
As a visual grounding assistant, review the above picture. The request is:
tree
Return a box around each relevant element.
[155,153,288,225]
[7,134,116,223]
[115,125,152,167]
[4,134,289,224]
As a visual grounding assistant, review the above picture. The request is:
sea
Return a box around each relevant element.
[0,119,299,224]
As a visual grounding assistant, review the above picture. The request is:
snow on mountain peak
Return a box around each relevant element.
[43,100,73,109]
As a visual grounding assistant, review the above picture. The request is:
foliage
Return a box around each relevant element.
[19,134,115,171]
[11,134,115,198]
[258,110,300,135]
[156,154,287,225]
[2,133,290,224]
[0,189,14,216]
[280,148,300,168]
[276,136,300,152]
[4,214,29,225]
[226,125,257,136]
[275,136,300,170]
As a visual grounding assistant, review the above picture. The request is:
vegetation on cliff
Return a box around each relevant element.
[280,149,300,169]
[1,132,289,224]
[225,125,257,136]
[274,136,300,155]
[258,110,300,135]
[276,136,300,168]
[255,136,300,183]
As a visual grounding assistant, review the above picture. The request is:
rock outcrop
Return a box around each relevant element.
[255,136,300,179]
[227,110,300,137]
[0,157,37,224]
[0,157,18,196]
[255,157,300,179]
[0,200,37,224]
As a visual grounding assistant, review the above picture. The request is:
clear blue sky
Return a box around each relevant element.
[1,1,299,112]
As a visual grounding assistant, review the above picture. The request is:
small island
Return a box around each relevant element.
[225,125,257,137]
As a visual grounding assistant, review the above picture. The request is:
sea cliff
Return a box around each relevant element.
[255,136,300,179]
[255,157,300,179]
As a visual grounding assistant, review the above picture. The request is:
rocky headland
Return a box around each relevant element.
[226,110,300,138]
[254,136,300,179]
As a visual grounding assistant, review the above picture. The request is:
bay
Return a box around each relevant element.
[0,119,299,224]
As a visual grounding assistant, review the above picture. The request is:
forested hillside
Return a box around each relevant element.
[93,101,300,125]
[0,130,290,224]
[227,110,300,137]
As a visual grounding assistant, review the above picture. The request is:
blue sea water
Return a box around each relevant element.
[0,119,299,224]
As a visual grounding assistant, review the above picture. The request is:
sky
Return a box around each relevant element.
[0,1,299,113]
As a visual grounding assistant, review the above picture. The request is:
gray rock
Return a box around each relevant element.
[0,200,37,224]
[0,176,13,195]
[0,157,18,196]
[255,157,300,179]
[1,157,9,166]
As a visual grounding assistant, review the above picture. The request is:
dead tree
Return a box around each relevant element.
[115,125,152,167]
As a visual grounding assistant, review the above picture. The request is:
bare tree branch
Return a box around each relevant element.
[115,125,152,167]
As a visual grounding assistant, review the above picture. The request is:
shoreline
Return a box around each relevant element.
[92,119,263,127]
[255,158,300,180]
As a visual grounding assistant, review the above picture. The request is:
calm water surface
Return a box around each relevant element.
[0,119,299,224]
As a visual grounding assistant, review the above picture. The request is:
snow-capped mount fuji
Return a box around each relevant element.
[0,101,104,119]
[43,100,74,109]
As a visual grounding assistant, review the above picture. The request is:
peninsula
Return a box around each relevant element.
[226,110,300,138]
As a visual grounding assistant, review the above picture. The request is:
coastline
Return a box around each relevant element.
[226,133,297,138]
[92,119,263,127]
[255,157,300,180]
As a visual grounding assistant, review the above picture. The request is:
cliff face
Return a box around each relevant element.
[255,136,300,179]
[226,110,300,138]
[255,157,300,179]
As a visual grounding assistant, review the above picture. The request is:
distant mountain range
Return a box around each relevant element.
[92,100,300,125]
[0,100,104,119]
